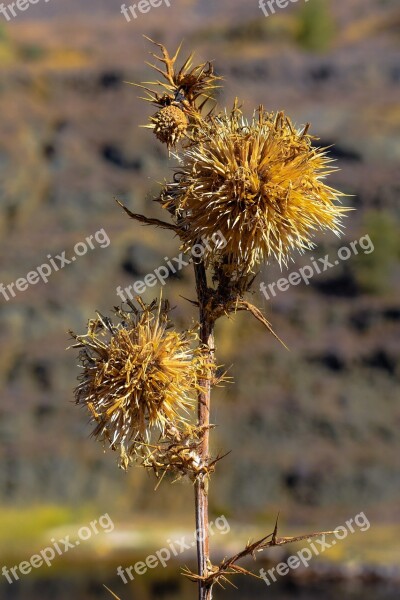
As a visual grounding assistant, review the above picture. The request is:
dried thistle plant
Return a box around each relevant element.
[70,39,351,600]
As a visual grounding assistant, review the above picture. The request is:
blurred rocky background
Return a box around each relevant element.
[0,0,399,588]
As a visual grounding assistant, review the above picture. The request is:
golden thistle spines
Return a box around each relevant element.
[163,107,348,274]
[69,300,210,470]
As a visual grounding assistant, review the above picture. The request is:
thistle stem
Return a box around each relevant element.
[194,260,215,600]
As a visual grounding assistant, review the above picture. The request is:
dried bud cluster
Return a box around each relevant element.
[135,37,221,149]
[140,424,216,484]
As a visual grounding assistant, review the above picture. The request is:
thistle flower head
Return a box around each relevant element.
[69,299,205,469]
[164,104,349,274]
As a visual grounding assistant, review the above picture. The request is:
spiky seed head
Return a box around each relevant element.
[69,299,205,469]
[164,105,349,274]
[151,105,188,149]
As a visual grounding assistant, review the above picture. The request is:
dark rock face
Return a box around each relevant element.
[311,270,361,298]
[362,349,398,376]
[101,145,143,171]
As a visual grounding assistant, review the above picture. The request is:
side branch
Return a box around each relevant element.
[235,300,289,350]
[184,518,338,590]
[115,198,181,233]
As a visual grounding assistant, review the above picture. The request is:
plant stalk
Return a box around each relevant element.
[194,260,215,600]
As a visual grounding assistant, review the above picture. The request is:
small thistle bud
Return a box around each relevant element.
[151,105,188,149]
[69,299,205,470]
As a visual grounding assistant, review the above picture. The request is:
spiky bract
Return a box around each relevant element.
[138,37,221,110]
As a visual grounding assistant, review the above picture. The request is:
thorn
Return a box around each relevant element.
[272,512,280,544]
[103,585,122,600]
[179,295,199,307]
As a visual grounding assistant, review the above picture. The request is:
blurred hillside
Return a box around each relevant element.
[0,0,399,529]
